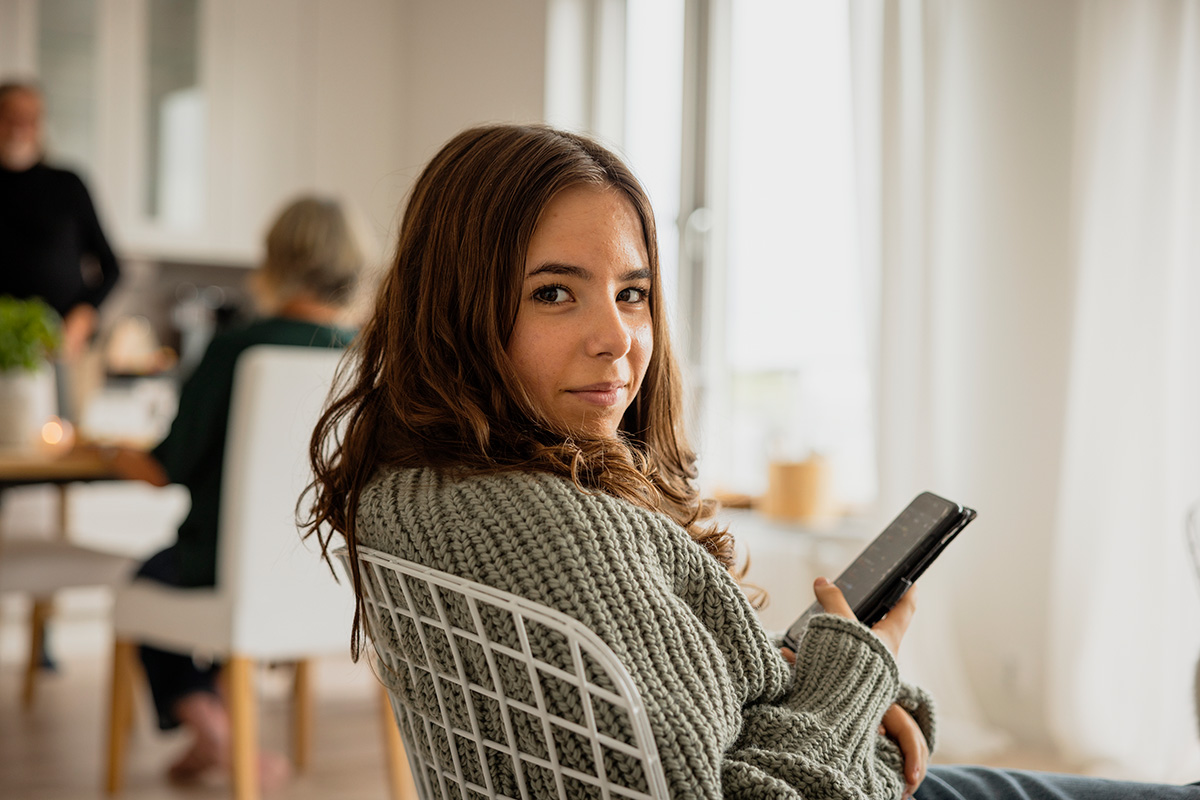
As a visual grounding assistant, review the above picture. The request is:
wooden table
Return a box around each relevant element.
[0,447,116,488]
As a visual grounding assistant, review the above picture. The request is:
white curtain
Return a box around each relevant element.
[1047,1,1200,780]
[854,0,1098,762]
[848,0,1015,762]
[853,0,1200,780]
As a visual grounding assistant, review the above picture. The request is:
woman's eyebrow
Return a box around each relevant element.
[525,264,652,282]
[526,263,588,280]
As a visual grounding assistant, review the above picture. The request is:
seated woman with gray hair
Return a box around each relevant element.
[101,195,368,788]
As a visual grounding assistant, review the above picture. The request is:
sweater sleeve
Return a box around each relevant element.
[358,470,913,800]
[722,614,904,798]
[69,173,120,309]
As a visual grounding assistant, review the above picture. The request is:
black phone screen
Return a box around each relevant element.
[782,491,972,651]
[833,491,958,609]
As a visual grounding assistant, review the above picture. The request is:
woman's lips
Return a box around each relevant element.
[567,382,626,406]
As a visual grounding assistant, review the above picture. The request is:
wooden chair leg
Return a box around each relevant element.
[226,656,260,800]
[291,659,312,772]
[22,598,51,710]
[105,639,138,794]
[378,683,418,800]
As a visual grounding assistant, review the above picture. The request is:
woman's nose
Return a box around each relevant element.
[586,301,632,358]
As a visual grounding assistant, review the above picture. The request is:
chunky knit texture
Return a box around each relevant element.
[357,467,936,799]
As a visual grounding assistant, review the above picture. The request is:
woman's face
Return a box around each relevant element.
[507,185,653,439]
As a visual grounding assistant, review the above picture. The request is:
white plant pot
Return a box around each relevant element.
[0,366,56,450]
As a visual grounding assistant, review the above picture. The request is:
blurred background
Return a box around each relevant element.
[2,0,1199,790]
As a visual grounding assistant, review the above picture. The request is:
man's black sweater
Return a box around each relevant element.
[0,161,120,316]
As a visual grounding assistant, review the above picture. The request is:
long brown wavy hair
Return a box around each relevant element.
[304,124,736,655]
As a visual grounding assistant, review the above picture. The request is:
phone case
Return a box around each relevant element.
[781,492,976,652]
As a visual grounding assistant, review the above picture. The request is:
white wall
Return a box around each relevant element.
[310,0,409,241]
[201,0,411,261]
[200,0,549,260]
[398,0,548,184]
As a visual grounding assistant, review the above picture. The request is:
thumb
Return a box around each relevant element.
[813,577,857,620]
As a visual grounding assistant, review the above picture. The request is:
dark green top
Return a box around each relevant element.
[152,317,351,586]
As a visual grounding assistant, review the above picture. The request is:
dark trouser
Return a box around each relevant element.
[134,546,221,730]
[920,766,1200,799]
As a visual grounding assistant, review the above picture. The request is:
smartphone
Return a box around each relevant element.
[781,491,976,652]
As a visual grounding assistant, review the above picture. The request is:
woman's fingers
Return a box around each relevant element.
[812,578,856,619]
[812,578,920,659]
[872,585,918,657]
[880,704,929,797]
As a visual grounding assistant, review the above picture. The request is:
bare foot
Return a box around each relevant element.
[166,739,221,784]
[258,751,292,793]
[168,693,228,784]
[168,691,291,791]
[167,743,291,791]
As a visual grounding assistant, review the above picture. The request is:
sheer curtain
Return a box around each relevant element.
[1047,1,1200,779]
[847,0,1022,761]
[852,0,1200,778]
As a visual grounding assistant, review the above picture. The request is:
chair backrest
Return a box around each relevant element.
[338,545,670,800]
[218,345,354,655]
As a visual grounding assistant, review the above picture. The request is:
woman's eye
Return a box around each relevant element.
[532,285,570,304]
[618,287,649,303]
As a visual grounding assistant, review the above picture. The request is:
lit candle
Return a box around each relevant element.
[37,416,76,458]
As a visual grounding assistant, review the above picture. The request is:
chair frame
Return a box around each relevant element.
[339,545,671,800]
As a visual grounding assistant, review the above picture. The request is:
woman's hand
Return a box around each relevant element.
[775,649,930,797]
[80,443,170,487]
[880,703,928,798]
[779,582,925,794]
[809,579,927,796]
[61,303,98,361]
[811,577,917,658]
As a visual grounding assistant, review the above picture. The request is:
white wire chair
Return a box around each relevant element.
[336,545,670,800]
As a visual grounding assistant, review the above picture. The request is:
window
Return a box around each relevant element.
[145,0,205,227]
[624,0,875,510]
[37,0,98,177]
[622,0,686,341]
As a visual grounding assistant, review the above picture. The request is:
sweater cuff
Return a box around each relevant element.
[787,614,899,741]
[896,682,937,754]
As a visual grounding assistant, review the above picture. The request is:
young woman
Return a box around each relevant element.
[104,195,366,788]
[307,124,1198,800]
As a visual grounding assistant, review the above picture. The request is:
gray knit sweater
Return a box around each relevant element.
[357,467,936,799]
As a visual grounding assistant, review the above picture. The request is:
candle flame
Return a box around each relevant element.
[41,419,65,445]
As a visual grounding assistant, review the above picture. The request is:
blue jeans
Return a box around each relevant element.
[919,766,1200,799]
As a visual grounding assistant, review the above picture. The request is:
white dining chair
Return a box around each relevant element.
[0,536,134,708]
[102,345,393,800]
[338,544,671,800]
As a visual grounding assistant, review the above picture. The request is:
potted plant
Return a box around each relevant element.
[0,296,61,449]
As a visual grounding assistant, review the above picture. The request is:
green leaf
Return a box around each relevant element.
[0,296,63,372]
